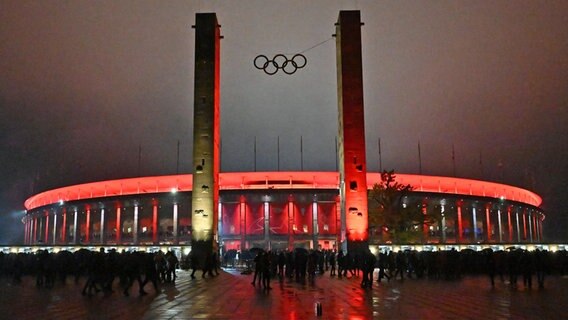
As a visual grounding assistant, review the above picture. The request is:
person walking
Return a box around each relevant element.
[329,250,336,277]
[261,251,272,290]
[251,251,263,286]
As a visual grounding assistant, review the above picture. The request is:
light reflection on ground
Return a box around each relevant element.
[0,268,566,319]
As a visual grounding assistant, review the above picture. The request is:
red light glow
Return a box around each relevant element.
[24,172,542,211]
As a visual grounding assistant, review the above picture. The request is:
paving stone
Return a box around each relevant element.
[0,270,567,319]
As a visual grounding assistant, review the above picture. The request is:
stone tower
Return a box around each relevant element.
[191,13,221,267]
[336,10,369,254]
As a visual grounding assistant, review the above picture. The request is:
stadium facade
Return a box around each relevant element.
[23,171,544,250]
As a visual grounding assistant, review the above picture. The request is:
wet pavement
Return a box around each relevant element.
[0,269,567,319]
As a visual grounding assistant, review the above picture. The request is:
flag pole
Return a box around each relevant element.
[138,145,142,176]
[418,141,422,174]
[300,136,304,171]
[176,140,180,174]
[452,144,456,177]
[378,138,382,172]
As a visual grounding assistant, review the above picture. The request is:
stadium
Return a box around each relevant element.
[22,171,545,252]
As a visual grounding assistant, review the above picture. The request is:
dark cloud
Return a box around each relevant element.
[0,1,566,244]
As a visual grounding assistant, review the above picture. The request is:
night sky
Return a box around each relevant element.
[1,1,567,244]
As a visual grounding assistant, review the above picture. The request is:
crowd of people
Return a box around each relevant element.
[229,247,568,290]
[0,248,180,296]
[0,246,566,296]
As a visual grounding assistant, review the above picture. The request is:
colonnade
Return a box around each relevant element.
[219,195,341,251]
[417,199,544,244]
[23,203,181,246]
[23,195,545,246]
[23,194,342,249]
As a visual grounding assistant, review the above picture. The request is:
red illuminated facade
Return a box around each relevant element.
[23,171,545,250]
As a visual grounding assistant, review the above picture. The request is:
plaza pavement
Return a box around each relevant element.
[0,268,567,319]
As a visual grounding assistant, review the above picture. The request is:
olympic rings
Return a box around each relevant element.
[253,53,307,75]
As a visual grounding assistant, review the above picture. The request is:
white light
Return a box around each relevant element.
[171,188,177,193]
[59,200,64,205]
[369,246,378,255]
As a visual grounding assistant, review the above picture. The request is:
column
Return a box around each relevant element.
[173,204,178,245]
[516,209,521,242]
[522,210,527,241]
[312,200,319,249]
[85,207,91,243]
[38,217,43,243]
[239,196,246,249]
[62,208,67,243]
[472,207,478,242]
[52,213,58,245]
[152,204,158,244]
[190,12,221,268]
[28,217,31,244]
[73,209,78,244]
[28,219,36,244]
[30,217,34,244]
[26,218,30,244]
[537,215,542,241]
[422,199,429,242]
[532,214,537,242]
[25,217,29,244]
[23,218,27,245]
[100,209,105,244]
[528,211,533,242]
[336,10,369,254]
[537,215,541,241]
[218,202,223,243]
[507,206,513,242]
[440,203,446,243]
[264,201,270,250]
[456,201,463,243]
[27,217,30,244]
[33,216,38,244]
[116,207,121,243]
[288,195,294,250]
[29,217,33,244]
[532,211,540,241]
[497,208,503,243]
[44,212,49,244]
[485,206,491,242]
[23,218,28,245]
[133,205,139,244]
